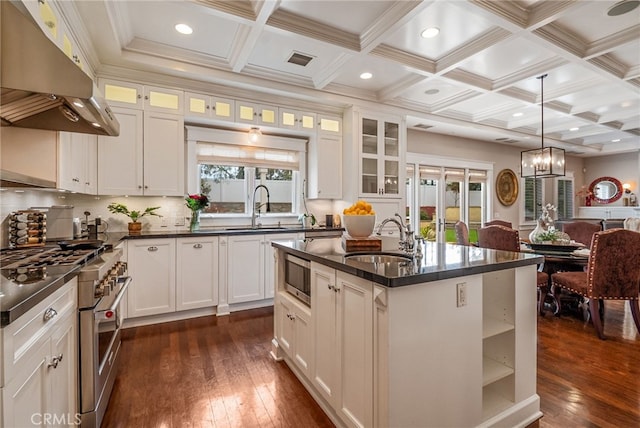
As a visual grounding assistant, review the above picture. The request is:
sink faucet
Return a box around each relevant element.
[251,184,271,228]
[376,214,414,253]
[376,217,406,251]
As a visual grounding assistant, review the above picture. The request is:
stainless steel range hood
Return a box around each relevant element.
[0,1,119,136]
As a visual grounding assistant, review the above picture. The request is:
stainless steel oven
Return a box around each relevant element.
[284,254,311,305]
[77,248,129,428]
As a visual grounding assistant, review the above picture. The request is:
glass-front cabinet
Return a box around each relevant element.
[360,116,401,198]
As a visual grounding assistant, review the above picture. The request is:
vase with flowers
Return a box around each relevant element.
[529,203,557,243]
[576,185,594,206]
[185,193,210,232]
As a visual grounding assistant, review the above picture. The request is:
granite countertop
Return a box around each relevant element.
[272,237,544,287]
[109,226,344,241]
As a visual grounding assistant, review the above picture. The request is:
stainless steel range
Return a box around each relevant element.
[0,244,129,428]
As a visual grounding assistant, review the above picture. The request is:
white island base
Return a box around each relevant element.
[271,247,541,428]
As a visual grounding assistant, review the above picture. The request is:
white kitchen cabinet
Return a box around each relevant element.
[100,79,183,114]
[279,109,316,131]
[318,115,342,136]
[311,262,373,428]
[185,92,235,122]
[176,236,219,311]
[227,233,298,304]
[97,107,184,196]
[275,291,312,378]
[58,132,97,194]
[1,278,78,428]
[21,0,60,48]
[577,206,638,219]
[307,133,342,199]
[127,239,176,318]
[235,101,278,126]
[359,114,403,198]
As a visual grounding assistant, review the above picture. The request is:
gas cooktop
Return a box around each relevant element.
[0,247,100,269]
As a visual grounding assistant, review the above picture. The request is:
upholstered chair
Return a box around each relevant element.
[562,221,602,248]
[551,229,640,340]
[478,225,549,315]
[484,219,513,228]
[624,217,640,232]
[454,221,470,246]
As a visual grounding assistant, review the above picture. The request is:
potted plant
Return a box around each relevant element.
[107,203,161,234]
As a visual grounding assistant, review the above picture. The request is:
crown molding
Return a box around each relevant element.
[370,45,436,75]
[588,55,627,79]
[193,0,256,21]
[377,74,427,102]
[492,57,568,91]
[436,27,511,74]
[469,0,528,28]
[527,1,581,29]
[584,25,640,58]
[359,0,430,53]
[442,69,493,92]
[533,24,586,58]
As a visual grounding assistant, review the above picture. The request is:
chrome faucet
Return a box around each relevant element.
[376,213,415,253]
[251,184,271,228]
[376,217,406,251]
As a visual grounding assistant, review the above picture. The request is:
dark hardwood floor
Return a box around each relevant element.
[103,301,639,427]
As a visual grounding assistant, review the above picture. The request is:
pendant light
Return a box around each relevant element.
[248,127,262,143]
[520,74,565,178]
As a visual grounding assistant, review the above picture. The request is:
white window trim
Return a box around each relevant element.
[520,177,545,226]
[554,171,575,219]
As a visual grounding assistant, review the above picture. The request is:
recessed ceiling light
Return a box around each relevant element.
[607,0,639,16]
[421,27,440,38]
[569,127,579,131]
[424,89,439,95]
[175,23,193,35]
[612,139,621,142]
[512,112,524,117]
[360,72,372,80]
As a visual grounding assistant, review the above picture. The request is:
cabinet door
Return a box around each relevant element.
[227,235,265,303]
[279,109,316,131]
[101,79,144,109]
[308,133,342,199]
[311,262,338,405]
[236,102,277,125]
[276,295,294,355]
[127,239,176,317]
[293,304,312,378]
[2,340,49,427]
[184,92,210,118]
[84,135,98,194]
[144,85,183,114]
[211,97,235,122]
[176,237,218,311]
[22,0,60,45]
[97,108,144,195]
[264,233,293,299]
[318,115,342,136]
[336,271,373,428]
[58,132,85,192]
[359,115,401,198]
[48,312,77,423]
[143,111,185,196]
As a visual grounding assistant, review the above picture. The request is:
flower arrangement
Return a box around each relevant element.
[185,193,210,211]
[535,228,561,242]
[539,203,556,227]
[575,185,593,199]
[107,203,161,223]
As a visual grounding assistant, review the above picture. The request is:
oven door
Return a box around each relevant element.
[80,276,131,423]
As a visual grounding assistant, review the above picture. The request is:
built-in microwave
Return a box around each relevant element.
[284,254,311,306]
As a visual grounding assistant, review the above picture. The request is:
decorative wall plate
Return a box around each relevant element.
[496,169,518,206]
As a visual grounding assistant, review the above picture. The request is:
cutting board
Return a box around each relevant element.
[342,236,382,252]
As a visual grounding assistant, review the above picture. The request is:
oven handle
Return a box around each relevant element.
[95,276,132,321]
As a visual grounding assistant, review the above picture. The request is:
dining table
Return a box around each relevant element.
[521,243,590,316]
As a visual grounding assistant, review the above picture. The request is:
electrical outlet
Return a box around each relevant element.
[161,217,168,227]
[457,282,467,307]
[174,216,185,226]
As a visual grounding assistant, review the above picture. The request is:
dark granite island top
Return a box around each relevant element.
[271,237,544,287]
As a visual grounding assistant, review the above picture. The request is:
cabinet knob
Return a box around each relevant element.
[138,185,143,189]
[193,243,203,249]
[144,185,149,189]
[137,94,142,99]
[145,95,149,100]
[147,246,158,252]
[328,284,334,291]
[43,307,58,322]
[47,353,64,369]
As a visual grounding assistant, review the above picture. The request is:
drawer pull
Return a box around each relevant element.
[147,246,158,252]
[193,243,203,249]
[43,308,58,322]
[48,353,63,369]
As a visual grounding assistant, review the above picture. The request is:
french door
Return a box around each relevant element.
[406,155,492,244]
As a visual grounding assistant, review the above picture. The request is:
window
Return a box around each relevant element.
[523,178,544,222]
[186,127,307,217]
[555,176,574,220]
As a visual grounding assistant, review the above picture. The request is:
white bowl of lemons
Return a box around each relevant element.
[342,201,376,238]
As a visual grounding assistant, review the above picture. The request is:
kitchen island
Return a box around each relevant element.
[271,237,544,428]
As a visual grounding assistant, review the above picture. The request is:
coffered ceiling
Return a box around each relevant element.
[64,0,640,156]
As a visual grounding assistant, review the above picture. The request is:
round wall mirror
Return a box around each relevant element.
[589,176,622,204]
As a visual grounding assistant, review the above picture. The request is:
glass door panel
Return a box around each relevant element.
[361,118,378,154]
[418,165,441,242]
[384,122,399,156]
[384,160,399,195]
[362,158,378,194]
[444,169,464,243]
[467,169,487,244]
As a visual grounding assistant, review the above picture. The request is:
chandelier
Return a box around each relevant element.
[520,74,565,178]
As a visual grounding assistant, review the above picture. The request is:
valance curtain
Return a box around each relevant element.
[196,142,300,170]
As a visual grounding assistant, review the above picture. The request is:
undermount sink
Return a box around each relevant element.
[344,253,413,264]
[223,226,288,231]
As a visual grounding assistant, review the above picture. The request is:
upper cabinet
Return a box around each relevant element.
[360,115,402,198]
[97,107,184,196]
[58,132,97,194]
[184,92,235,122]
[235,101,278,126]
[307,115,342,199]
[100,79,183,114]
[279,109,316,131]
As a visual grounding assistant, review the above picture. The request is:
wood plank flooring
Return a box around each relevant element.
[103,301,639,427]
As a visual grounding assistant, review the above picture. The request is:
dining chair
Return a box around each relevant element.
[562,221,602,248]
[454,221,470,246]
[478,225,549,315]
[484,219,512,228]
[551,229,640,340]
[624,217,640,232]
